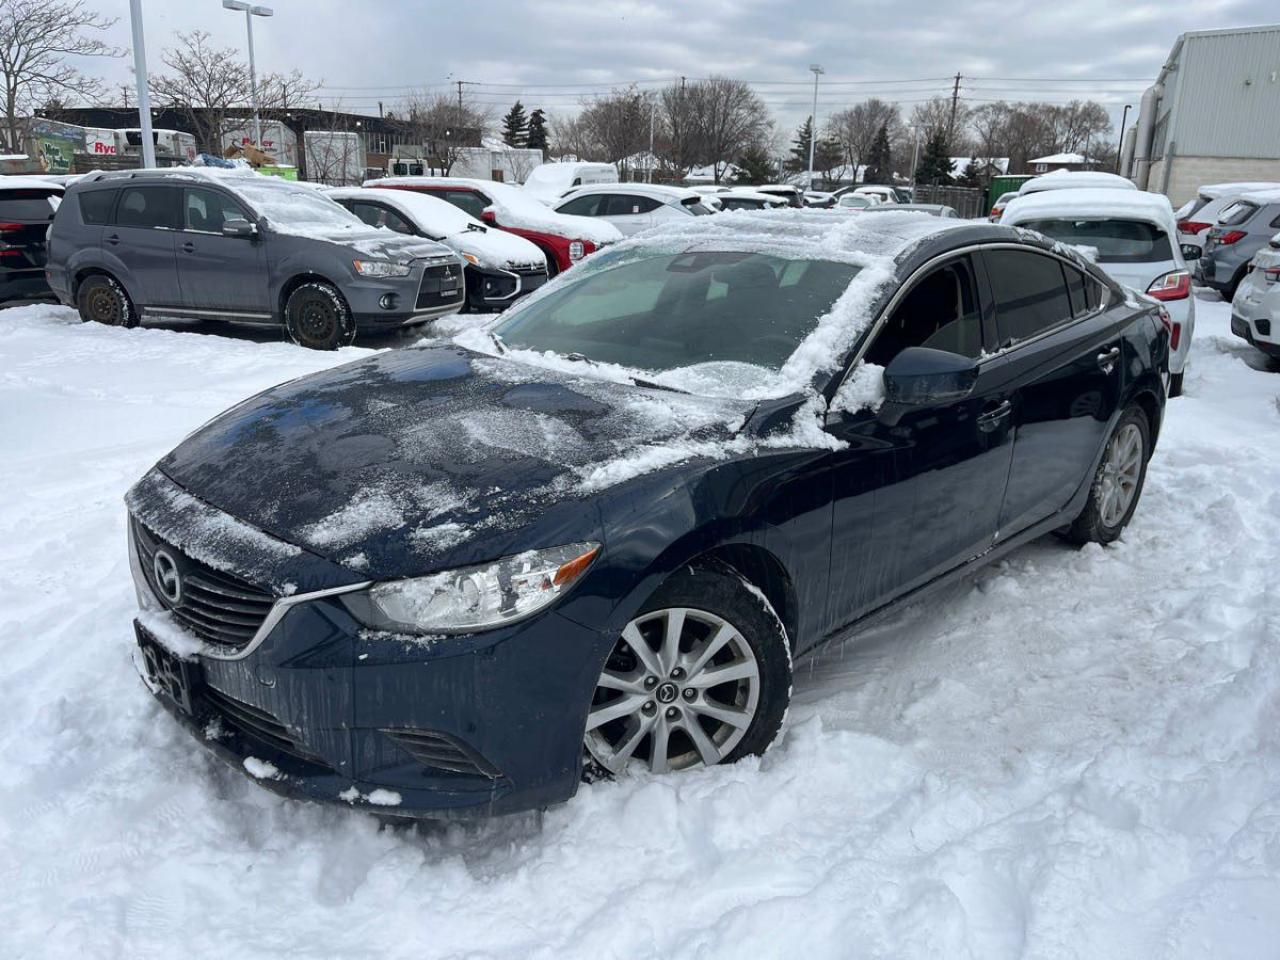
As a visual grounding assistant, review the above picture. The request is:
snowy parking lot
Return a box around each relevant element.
[2,294,1279,959]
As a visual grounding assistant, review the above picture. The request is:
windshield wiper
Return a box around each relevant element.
[563,352,686,393]
[487,331,507,354]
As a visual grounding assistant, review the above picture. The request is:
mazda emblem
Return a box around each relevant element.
[152,549,182,605]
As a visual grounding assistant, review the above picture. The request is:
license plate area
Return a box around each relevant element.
[136,622,203,716]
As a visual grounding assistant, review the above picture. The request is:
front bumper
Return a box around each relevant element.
[129,519,609,819]
[1231,280,1280,357]
[465,265,549,311]
[344,257,465,331]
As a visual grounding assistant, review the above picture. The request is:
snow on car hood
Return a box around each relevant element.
[445,223,546,270]
[149,345,772,577]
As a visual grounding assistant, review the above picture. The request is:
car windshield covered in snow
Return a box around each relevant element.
[230,179,365,234]
[491,250,859,374]
[1018,218,1173,263]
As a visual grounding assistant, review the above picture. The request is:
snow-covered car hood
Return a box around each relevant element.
[309,225,456,262]
[151,345,753,578]
[444,224,546,271]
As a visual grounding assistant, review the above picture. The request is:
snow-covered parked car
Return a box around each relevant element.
[45,169,465,349]
[1015,171,1137,197]
[124,210,1168,819]
[1231,230,1280,359]
[520,161,618,205]
[1175,181,1280,257]
[366,176,621,276]
[329,187,548,312]
[1002,187,1194,396]
[553,184,713,236]
[717,189,791,211]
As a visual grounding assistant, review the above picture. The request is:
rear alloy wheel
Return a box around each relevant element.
[76,274,138,328]
[1063,406,1150,545]
[284,281,355,350]
[584,565,791,775]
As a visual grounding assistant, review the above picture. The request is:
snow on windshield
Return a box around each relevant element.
[232,180,367,236]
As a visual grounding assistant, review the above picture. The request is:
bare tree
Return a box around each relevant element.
[685,76,769,182]
[910,96,965,149]
[259,69,320,119]
[658,80,698,174]
[151,31,251,153]
[0,0,120,151]
[829,98,900,174]
[548,112,600,162]
[578,86,649,175]
[401,89,489,174]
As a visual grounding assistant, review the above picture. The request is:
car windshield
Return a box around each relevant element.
[232,180,364,234]
[1019,218,1173,263]
[492,251,859,378]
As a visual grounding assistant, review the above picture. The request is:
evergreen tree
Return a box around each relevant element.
[501,100,529,147]
[814,137,844,184]
[914,131,954,185]
[863,124,892,183]
[959,156,983,189]
[786,116,813,173]
[733,144,775,185]
[525,108,548,156]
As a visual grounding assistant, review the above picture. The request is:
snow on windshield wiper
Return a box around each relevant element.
[487,331,507,354]
[563,353,686,393]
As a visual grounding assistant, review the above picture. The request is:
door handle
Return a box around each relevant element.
[1096,346,1120,372]
[181,241,195,253]
[977,399,1012,432]
[105,234,120,245]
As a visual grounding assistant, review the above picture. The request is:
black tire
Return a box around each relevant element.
[543,250,560,279]
[1224,267,1247,304]
[284,281,355,350]
[1063,405,1151,545]
[1168,372,1184,398]
[76,274,138,328]
[583,562,792,777]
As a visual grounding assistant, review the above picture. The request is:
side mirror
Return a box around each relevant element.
[878,346,980,424]
[480,209,497,225]
[222,217,257,239]
[1179,243,1202,260]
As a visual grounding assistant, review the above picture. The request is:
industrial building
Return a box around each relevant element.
[1126,24,1280,204]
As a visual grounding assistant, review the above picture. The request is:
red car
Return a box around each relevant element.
[367,177,622,276]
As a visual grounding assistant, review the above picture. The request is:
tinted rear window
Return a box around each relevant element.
[116,186,181,229]
[1218,201,1257,227]
[1018,218,1173,263]
[78,189,117,225]
[983,249,1074,346]
[0,189,60,220]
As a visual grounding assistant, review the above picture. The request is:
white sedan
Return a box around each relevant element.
[1002,187,1195,396]
[553,184,714,236]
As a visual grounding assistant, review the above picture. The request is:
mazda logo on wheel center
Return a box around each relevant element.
[655,682,678,704]
[152,549,182,605]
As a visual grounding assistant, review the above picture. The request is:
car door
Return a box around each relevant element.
[600,194,659,235]
[975,247,1123,540]
[822,253,1014,632]
[176,186,269,318]
[108,185,182,308]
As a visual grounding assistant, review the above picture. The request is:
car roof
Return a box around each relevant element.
[328,185,483,232]
[722,189,788,203]
[558,183,700,202]
[1200,181,1280,199]
[1235,188,1280,206]
[1019,171,1137,195]
[1002,187,1177,234]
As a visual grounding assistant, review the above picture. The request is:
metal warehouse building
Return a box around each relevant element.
[1126,24,1280,205]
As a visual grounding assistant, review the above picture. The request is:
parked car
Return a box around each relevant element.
[989,190,1019,221]
[521,162,618,204]
[836,193,880,210]
[552,184,713,236]
[367,176,621,276]
[833,184,912,203]
[804,191,836,208]
[1002,186,1194,395]
[328,186,548,312]
[862,203,959,218]
[0,176,63,303]
[124,213,1167,819]
[1016,171,1137,196]
[717,190,790,211]
[46,170,464,349]
[1198,189,1280,301]
[1230,231,1280,360]
[851,185,900,205]
[749,184,805,207]
[1175,182,1280,257]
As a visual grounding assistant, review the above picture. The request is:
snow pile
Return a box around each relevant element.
[5,296,1280,958]
[830,361,886,414]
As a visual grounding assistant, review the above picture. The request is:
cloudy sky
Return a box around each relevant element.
[84,0,1276,144]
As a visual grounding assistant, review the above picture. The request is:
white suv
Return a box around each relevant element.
[554,184,713,236]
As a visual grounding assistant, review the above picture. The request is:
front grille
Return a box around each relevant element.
[415,261,463,310]
[506,261,546,277]
[132,519,274,650]
[205,686,330,769]
[383,729,501,779]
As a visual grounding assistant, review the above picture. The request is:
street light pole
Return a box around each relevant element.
[807,64,824,191]
[1116,103,1132,174]
[128,0,156,168]
[223,2,273,148]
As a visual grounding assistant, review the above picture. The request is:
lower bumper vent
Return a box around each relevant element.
[382,729,501,779]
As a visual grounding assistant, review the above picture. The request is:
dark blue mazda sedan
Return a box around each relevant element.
[126,211,1169,817]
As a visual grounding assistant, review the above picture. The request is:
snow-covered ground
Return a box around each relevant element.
[2,296,1278,959]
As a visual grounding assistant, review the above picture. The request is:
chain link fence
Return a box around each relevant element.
[911,184,987,219]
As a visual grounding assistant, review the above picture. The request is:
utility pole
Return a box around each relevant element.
[808,64,824,191]
[223,3,273,149]
[127,0,156,168]
[378,101,383,118]
[647,99,656,184]
[1116,104,1131,174]
[948,72,961,145]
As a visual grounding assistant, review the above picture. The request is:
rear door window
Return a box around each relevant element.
[603,194,660,215]
[0,188,61,221]
[982,249,1075,347]
[1017,218,1172,263]
[116,186,181,229]
[78,189,117,225]
[557,194,605,217]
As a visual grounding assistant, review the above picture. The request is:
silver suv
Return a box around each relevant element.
[1197,188,1280,301]
[46,169,464,349]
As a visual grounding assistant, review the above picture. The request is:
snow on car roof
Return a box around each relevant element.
[329,185,481,236]
[559,183,701,201]
[368,176,623,245]
[1236,187,1280,205]
[0,175,67,192]
[1019,171,1137,195]
[1002,188,1178,236]
[1199,181,1280,199]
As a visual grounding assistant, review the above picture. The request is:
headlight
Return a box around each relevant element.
[568,241,585,261]
[348,542,600,634]
[461,251,480,266]
[353,259,411,278]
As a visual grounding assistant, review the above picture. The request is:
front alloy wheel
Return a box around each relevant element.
[584,564,791,776]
